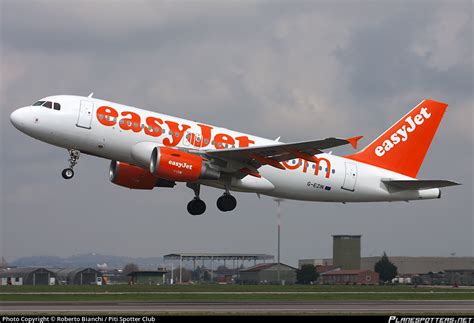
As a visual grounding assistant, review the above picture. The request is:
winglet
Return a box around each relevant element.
[88,92,94,98]
[346,136,364,149]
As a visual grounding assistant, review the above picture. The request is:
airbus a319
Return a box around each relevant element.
[10,95,459,215]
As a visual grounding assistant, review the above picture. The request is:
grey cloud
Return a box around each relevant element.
[1,1,472,265]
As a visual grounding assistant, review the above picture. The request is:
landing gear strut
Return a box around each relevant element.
[186,183,206,216]
[62,149,80,180]
[217,191,237,212]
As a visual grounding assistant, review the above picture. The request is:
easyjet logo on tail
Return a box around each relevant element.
[374,107,431,157]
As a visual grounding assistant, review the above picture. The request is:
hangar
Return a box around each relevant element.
[51,268,102,285]
[0,268,55,285]
[237,263,297,284]
[127,270,167,285]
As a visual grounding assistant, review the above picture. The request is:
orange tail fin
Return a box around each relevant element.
[346,99,448,178]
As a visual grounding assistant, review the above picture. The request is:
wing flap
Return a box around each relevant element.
[382,179,460,190]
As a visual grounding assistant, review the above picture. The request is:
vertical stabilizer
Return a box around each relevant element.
[346,99,447,178]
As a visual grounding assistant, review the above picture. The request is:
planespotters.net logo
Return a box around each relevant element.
[168,160,193,170]
[375,107,432,157]
[388,317,473,323]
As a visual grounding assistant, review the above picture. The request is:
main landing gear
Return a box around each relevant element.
[186,184,237,215]
[61,149,80,180]
[217,192,237,212]
[186,183,206,216]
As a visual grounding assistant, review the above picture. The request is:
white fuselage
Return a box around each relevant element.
[10,95,440,202]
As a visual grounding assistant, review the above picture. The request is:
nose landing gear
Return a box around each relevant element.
[61,149,80,180]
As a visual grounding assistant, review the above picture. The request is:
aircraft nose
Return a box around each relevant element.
[10,107,28,130]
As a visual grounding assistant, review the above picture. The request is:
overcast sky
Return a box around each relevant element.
[1,0,472,267]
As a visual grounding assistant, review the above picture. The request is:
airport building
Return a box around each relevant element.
[51,268,102,285]
[127,270,168,285]
[237,263,297,284]
[300,257,474,275]
[0,268,56,285]
[0,267,104,285]
[320,269,379,285]
[360,257,474,274]
[332,235,361,270]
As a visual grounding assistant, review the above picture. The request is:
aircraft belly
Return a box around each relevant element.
[259,164,346,202]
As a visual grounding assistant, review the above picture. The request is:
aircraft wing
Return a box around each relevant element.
[382,180,461,190]
[205,136,363,174]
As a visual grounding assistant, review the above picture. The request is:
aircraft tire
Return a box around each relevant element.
[187,198,206,215]
[61,168,74,179]
[217,194,237,212]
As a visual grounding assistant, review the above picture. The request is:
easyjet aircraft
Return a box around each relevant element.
[10,95,459,215]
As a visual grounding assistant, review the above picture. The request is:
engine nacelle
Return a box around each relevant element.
[150,146,220,182]
[109,161,159,190]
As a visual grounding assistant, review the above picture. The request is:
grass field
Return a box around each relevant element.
[1,284,472,302]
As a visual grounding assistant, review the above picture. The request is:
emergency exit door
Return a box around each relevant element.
[342,162,357,191]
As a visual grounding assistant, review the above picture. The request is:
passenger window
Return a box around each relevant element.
[53,103,61,110]
[332,169,335,174]
[33,101,45,106]
[43,101,52,109]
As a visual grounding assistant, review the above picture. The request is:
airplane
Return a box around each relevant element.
[10,94,459,215]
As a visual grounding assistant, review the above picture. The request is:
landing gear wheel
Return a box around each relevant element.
[187,198,206,216]
[217,193,237,212]
[62,149,80,180]
[61,168,74,179]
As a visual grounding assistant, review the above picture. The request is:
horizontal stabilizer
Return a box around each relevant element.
[382,179,460,190]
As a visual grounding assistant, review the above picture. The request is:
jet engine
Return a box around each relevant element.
[130,142,220,182]
[109,161,175,189]
[150,146,220,182]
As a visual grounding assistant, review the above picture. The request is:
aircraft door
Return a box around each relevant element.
[342,162,357,191]
[76,100,94,129]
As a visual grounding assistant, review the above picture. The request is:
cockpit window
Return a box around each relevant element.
[32,100,61,110]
